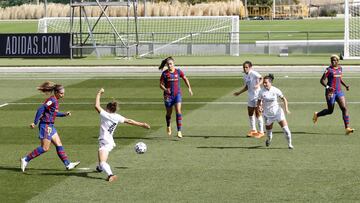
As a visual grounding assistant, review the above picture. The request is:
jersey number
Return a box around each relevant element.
[108,122,116,134]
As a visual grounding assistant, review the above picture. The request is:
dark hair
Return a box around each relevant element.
[106,101,118,113]
[264,74,275,82]
[242,60,252,68]
[158,56,174,70]
[37,81,64,94]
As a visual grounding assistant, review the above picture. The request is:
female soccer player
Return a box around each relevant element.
[234,61,264,138]
[95,88,150,182]
[159,56,193,138]
[21,81,80,172]
[313,55,354,135]
[257,74,294,149]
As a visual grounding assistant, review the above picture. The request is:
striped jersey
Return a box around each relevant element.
[33,95,66,124]
[324,66,343,92]
[160,68,186,96]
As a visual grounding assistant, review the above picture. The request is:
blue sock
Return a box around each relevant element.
[56,146,70,166]
[25,146,45,162]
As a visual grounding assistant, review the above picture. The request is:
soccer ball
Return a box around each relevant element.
[134,142,147,154]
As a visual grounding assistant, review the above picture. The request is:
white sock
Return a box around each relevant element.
[266,130,273,141]
[100,161,113,176]
[249,115,256,131]
[257,116,264,133]
[282,126,292,146]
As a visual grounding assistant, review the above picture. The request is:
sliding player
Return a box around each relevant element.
[313,55,354,135]
[159,56,193,138]
[257,74,294,149]
[95,88,150,182]
[234,61,264,138]
[21,81,80,172]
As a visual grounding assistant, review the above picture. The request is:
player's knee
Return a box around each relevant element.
[328,108,334,114]
[42,146,50,152]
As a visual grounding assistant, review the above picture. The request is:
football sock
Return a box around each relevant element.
[56,146,70,166]
[343,114,350,128]
[266,130,273,141]
[282,126,292,145]
[249,115,256,131]
[257,116,264,133]
[25,146,45,162]
[100,161,113,176]
[176,113,182,131]
[166,115,171,127]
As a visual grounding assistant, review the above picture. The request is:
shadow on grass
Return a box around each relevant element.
[115,166,129,169]
[197,145,285,150]
[0,166,104,180]
[39,171,104,180]
[185,135,249,139]
[0,166,65,173]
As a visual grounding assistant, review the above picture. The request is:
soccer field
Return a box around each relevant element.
[0,68,360,202]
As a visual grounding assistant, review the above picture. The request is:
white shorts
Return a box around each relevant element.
[247,98,258,108]
[264,108,285,126]
[99,140,115,152]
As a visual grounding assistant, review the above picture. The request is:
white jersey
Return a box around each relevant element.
[258,86,284,118]
[243,70,262,100]
[98,110,125,147]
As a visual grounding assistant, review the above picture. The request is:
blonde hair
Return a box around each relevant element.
[330,54,340,61]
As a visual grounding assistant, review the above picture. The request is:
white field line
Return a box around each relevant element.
[6,101,360,105]
[0,103,9,108]
[1,76,360,80]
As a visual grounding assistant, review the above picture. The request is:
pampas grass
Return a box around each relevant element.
[0,0,245,20]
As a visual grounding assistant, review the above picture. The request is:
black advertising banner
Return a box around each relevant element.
[0,33,70,58]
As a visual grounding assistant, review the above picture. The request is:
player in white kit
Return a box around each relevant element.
[234,61,264,138]
[257,74,294,149]
[95,88,150,182]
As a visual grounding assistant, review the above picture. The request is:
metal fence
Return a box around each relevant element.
[71,30,344,57]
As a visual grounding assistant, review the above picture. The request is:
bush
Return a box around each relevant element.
[319,6,338,17]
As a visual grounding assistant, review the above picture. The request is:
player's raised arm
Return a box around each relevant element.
[124,118,150,129]
[95,88,105,114]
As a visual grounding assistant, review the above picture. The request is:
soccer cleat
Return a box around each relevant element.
[255,132,265,138]
[66,161,80,170]
[177,131,183,138]
[288,144,294,149]
[247,130,258,137]
[20,157,28,172]
[167,127,172,136]
[107,175,118,182]
[265,139,271,147]
[345,127,354,135]
[96,165,103,173]
[313,112,318,124]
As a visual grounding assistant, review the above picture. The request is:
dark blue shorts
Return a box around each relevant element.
[164,94,182,108]
[38,123,57,140]
[326,91,345,105]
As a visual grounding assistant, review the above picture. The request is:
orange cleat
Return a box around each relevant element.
[345,127,354,135]
[247,130,258,137]
[313,112,318,124]
[167,127,172,137]
[255,131,265,138]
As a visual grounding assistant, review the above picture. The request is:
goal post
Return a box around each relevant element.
[344,0,360,59]
[38,16,240,57]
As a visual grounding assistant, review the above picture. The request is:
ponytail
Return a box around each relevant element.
[37,81,64,94]
[158,56,174,70]
[264,74,275,82]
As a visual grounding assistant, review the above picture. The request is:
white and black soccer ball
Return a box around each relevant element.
[134,142,147,154]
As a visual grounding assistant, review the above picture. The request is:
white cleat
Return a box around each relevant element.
[288,144,294,149]
[66,161,80,170]
[20,157,28,172]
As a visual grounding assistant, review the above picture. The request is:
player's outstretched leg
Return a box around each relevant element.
[21,146,46,172]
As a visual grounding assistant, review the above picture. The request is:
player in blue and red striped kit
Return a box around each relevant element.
[313,55,354,135]
[20,81,80,172]
[159,57,193,138]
